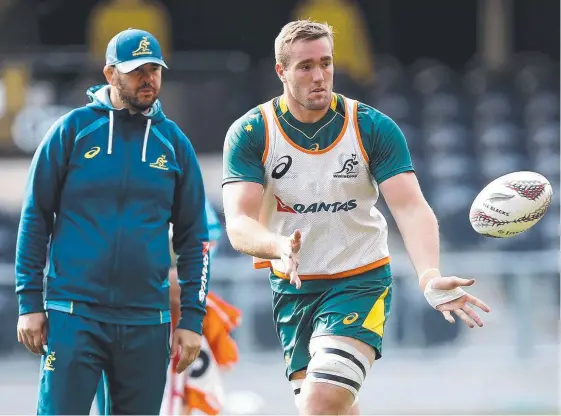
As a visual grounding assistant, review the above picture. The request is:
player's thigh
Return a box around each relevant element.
[272,291,318,382]
[302,277,392,409]
[313,275,393,360]
[37,310,106,415]
[107,322,170,415]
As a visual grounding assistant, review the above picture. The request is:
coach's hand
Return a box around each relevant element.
[280,229,302,289]
[172,328,202,374]
[17,312,47,355]
[425,276,491,328]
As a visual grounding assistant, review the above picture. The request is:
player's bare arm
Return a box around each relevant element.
[223,181,302,288]
[223,182,273,256]
[379,172,439,279]
[380,171,491,327]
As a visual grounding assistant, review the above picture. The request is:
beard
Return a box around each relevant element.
[303,94,330,110]
[115,78,158,112]
[289,81,331,111]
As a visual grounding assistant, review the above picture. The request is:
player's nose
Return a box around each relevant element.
[311,66,324,82]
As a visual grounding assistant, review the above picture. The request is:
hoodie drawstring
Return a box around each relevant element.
[108,111,114,155]
[107,110,152,162]
[142,119,152,162]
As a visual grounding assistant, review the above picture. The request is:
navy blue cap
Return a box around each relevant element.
[105,28,168,73]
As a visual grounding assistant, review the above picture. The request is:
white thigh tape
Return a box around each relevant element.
[423,279,466,309]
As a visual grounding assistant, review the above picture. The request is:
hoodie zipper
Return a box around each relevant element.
[109,125,131,305]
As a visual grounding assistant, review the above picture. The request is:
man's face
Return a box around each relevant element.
[112,63,162,112]
[279,37,334,111]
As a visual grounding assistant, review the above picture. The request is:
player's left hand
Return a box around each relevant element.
[171,328,202,374]
[426,276,491,328]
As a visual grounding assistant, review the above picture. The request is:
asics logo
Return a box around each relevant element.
[343,312,359,325]
[272,155,292,179]
[84,146,101,159]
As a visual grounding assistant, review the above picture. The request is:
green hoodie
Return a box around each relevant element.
[16,84,210,333]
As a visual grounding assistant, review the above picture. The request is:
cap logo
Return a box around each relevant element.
[132,36,152,57]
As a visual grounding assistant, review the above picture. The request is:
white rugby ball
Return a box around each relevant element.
[469,171,553,238]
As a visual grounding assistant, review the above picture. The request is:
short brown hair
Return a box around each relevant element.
[274,19,334,68]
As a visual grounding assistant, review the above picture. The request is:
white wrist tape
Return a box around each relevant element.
[418,268,440,282]
[423,278,467,309]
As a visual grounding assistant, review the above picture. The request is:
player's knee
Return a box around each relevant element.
[306,336,371,402]
[299,382,351,415]
[349,402,361,415]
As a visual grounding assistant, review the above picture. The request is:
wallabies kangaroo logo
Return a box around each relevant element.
[132,37,152,56]
[44,351,56,371]
[333,154,359,178]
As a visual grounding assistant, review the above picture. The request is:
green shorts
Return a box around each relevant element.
[272,272,393,379]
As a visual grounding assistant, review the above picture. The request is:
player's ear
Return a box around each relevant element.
[275,62,287,84]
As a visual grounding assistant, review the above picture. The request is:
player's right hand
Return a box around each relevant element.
[281,229,302,289]
[17,312,47,355]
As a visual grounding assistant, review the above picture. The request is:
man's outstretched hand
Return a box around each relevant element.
[425,276,491,328]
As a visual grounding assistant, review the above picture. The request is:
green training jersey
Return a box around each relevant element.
[222,93,414,294]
